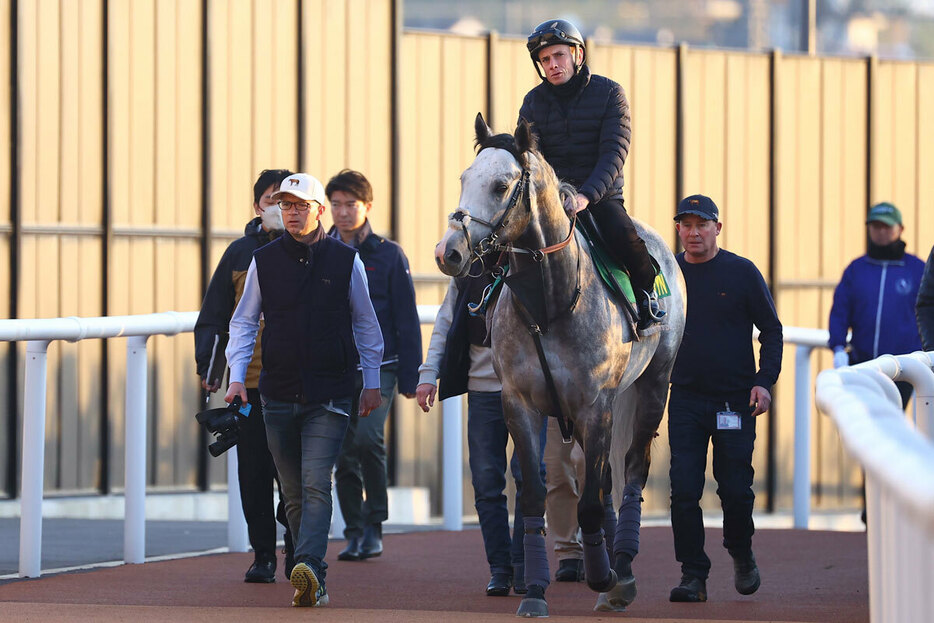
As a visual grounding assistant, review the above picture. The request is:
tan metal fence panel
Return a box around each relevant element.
[0,0,9,496]
[396,31,488,507]
[489,35,539,133]
[918,65,934,251]
[108,1,203,490]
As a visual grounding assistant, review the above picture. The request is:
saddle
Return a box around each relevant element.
[575,210,670,333]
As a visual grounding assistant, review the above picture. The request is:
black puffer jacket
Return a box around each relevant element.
[918,245,934,351]
[518,65,631,204]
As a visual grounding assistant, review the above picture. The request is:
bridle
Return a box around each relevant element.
[449,157,577,265]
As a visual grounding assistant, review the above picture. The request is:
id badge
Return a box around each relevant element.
[238,402,252,418]
[716,403,741,430]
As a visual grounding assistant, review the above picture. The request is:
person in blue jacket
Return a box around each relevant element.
[829,202,925,408]
[325,169,422,562]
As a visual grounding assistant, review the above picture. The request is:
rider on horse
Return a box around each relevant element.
[519,19,664,329]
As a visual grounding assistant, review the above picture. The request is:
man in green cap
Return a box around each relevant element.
[828,202,925,408]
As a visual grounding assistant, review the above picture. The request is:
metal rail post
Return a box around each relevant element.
[19,340,50,577]
[442,396,463,531]
[226,448,249,551]
[793,345,812,529]
[124,336,148,563]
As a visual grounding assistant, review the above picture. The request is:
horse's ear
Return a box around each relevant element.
[515,117,535,154]
[475,112,493,147]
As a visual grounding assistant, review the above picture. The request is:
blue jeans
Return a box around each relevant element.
[262,396,351,583]
[467,391,545,576]
[336,366,397,537]
[668,387,756,580]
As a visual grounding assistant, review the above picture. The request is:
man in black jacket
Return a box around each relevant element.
[667,195,783,603]
[519,19,662,329]
[325,169,422,561]
[225,172,384,608]
[194,168,293,583]
[919,245,934,351]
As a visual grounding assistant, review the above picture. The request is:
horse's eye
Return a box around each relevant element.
[494,182,509,195]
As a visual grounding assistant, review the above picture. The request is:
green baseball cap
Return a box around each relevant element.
[866,202,902,226]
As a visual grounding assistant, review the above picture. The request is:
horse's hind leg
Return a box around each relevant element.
[610,373,671,607]
[502,400,549,618]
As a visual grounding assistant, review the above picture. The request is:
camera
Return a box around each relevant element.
[196,396,251,457]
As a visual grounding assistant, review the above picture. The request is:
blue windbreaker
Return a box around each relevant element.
[828,253,925,363]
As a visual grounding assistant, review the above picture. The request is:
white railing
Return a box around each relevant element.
[0,306,453,578]
[0,312,859,577]
[815,351,934,623]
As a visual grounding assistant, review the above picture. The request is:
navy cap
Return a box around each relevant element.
[675,194,719,222]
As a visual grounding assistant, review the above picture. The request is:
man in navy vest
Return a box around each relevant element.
[225,172,384,608]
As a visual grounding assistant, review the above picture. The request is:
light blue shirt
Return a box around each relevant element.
[226,253,384,392]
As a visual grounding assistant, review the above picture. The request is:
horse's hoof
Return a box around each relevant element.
[516,585,548,618]
[604,574,637,608]
[594,592,626,612]
[516,597,549,618]
[587,568,617,593]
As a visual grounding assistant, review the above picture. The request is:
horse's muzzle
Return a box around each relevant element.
[435,229,470,277]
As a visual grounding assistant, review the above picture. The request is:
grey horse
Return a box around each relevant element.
[434,114,685,617]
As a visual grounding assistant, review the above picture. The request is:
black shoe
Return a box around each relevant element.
[283,532,295,581]
[513,563,528,595]
[637,289,665,330]
[360,524,383,559]
[337,537,362,561]
[669,574,707,602]
[732,552,760,595]
[244,558,276,583]
[554,558,584,582]
[486,572,513,596]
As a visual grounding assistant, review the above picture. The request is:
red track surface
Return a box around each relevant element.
[0,526,868,622]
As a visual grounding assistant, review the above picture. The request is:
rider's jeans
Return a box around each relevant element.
[262,396,351,584]
[467,390,528,576]
[667,386,756,580]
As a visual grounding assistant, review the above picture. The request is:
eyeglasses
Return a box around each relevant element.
[279,200,317,213]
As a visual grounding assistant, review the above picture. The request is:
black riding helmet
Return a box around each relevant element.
[526,19,585,80]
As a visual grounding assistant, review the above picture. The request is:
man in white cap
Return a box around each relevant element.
[225,172,384,608]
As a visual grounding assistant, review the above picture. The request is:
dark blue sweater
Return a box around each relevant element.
[672,250,783,398]
[328,222,423,394]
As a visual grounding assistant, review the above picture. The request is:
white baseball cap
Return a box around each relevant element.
[272,173,326,204]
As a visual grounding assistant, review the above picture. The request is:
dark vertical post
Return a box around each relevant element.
[675,43,686,224]
[296,0,305,171]
[6,0,21,498]
[196,0,211,492]
[99,0,112,495]
[800,0,816,55]
[866,54,877,249]
[765,48,782,513]
[387,0,402,487]
[485,30,497,128]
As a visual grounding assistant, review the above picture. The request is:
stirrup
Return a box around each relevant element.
[639,289,665,326]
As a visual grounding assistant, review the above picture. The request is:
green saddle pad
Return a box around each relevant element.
[574,221,670,307]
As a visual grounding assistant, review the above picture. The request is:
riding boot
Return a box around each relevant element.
[587,198,663,328]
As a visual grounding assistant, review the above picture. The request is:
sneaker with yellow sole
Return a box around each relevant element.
[290,562,328,607]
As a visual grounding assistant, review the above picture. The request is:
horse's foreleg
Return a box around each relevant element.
[504,403,549,618]
[577,415,617,594]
